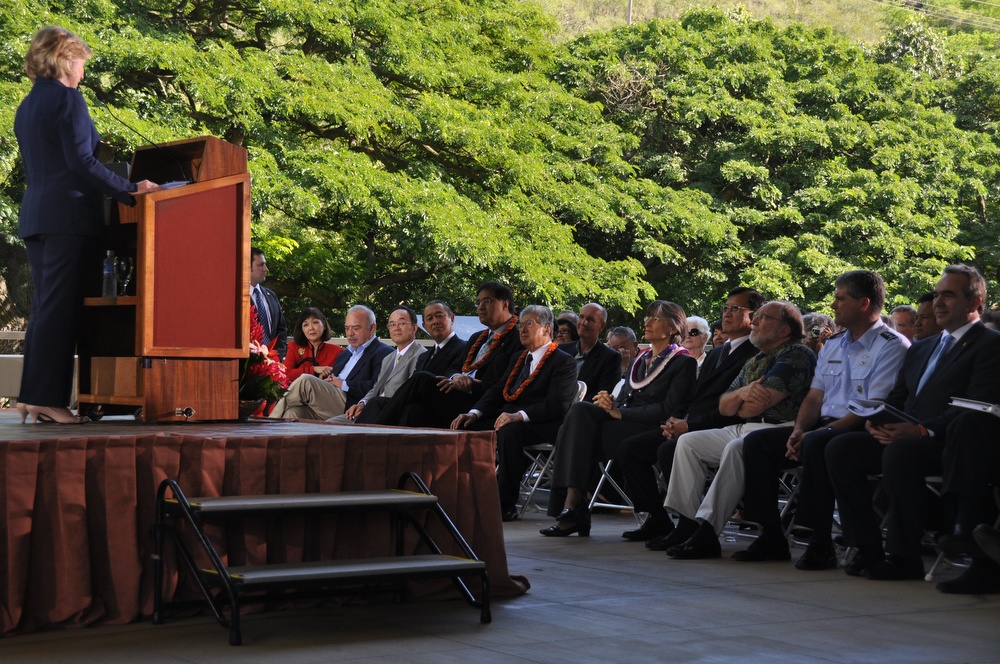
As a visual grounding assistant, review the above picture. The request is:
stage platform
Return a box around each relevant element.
[0,410,526,636]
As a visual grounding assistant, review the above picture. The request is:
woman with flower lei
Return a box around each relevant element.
[283,307,342,382]
[540,300,699,537]
[240,304,291,413]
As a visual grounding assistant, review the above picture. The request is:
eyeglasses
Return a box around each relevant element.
[387,321,412,330]
[688,329,704,337]
[752,311,784,324]
[474,297,494,308]
[644,315,663,324]
[516,319,539,330]
[721,305,752,314]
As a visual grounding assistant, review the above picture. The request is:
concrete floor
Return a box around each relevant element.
[1,507,998,663]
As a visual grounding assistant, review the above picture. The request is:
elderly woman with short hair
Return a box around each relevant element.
[540,300,698,536]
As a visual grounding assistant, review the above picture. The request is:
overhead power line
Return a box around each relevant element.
[861,0,1000,32]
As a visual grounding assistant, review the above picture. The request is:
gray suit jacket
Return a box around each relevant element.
[360,343,428,404]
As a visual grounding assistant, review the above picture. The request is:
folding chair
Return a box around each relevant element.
[924,481,1000,581]
[516,381,588,517]
[588,458,641,525]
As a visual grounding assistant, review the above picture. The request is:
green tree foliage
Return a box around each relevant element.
[3,2,1000,335]
[555,9,999,311]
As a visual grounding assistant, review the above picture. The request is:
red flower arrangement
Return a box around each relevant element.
[240,305,290,404]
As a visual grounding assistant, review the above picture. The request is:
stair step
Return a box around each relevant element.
[212,555,486,587]
[165,490,438,516]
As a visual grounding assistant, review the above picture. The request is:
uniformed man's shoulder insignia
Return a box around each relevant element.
[879,330,899,341]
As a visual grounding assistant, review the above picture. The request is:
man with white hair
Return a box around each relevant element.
[270,305,393,420]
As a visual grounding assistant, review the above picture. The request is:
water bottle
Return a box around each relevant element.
[102,250,118,297]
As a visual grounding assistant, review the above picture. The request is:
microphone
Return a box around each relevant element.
[91,92,190,183]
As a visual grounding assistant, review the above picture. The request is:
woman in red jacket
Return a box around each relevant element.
[284,307,342,381]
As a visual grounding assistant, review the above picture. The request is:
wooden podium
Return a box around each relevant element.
[78,136,251,422]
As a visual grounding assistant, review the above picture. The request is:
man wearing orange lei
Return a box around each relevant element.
[452,305,578,522]
[373,281,524,428]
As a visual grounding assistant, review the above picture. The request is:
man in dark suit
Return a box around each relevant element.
[250,247,288,361]
[374,282,523,428]
[350,301,464,424]
[415,300,466,375]
[561,303,621,401]
[618,287,763,544]
[452,305,578,521]
[269,305,392,419]
[826,264,1000,582]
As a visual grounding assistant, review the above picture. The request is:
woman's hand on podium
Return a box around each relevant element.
[135,180,160,194]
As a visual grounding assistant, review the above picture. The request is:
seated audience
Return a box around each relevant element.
[554,316,579,344]
[334,306,426,423]
[735,271,908,566]
[682,316,711,374]
[980,309,1000,331]
[269,305,393,420]
[711,318,726,347]
[913,291,943,340]
[415,300,467,375]
[802,312,836,356]
[606,326,640,397]
[824,265,1000,587]
[283,307,342,382]
[890,304,917,341]
[451,305,579,521]
[373,282,523,427]
[561,303,621,401]
[539,301,697,537]
[618,287,762,544]
[663,301,816,559]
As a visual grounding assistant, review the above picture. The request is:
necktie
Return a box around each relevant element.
[474,332,493,362]
[713,341,731,371]
[917,333,954,394]
[253,288,271,346]
[511,354,533,392]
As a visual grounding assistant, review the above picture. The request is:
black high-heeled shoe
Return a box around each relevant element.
[27,406,89,425]
[555,505,592,524]
[539,522,591,537]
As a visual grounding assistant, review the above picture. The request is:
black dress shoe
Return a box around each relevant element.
[555,505,591,523]
[646,517,697,550]
[539,522,591,537]
[794,538,838,571]
[973,524,1000,566]
[501,508,519,522]
[866,555,925,581]
[844,549,884,577]
[622,513,674,541]
[732,536,791,562]
[936,558,1000,594]
[936,533,976,555]
[667,522,721,559]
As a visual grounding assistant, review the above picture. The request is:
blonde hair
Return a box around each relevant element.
[24,26,92,82]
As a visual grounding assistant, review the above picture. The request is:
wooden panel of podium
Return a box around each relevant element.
[78,136,251,422]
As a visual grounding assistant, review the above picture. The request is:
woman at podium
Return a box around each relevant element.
[14,26,158,424]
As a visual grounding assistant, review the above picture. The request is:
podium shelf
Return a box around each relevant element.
[83,296,138,306]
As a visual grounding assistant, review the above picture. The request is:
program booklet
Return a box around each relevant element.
[949,397,1000,418]
[846,398,921,425]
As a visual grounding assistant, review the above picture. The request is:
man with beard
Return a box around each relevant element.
[663,301,816,559]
